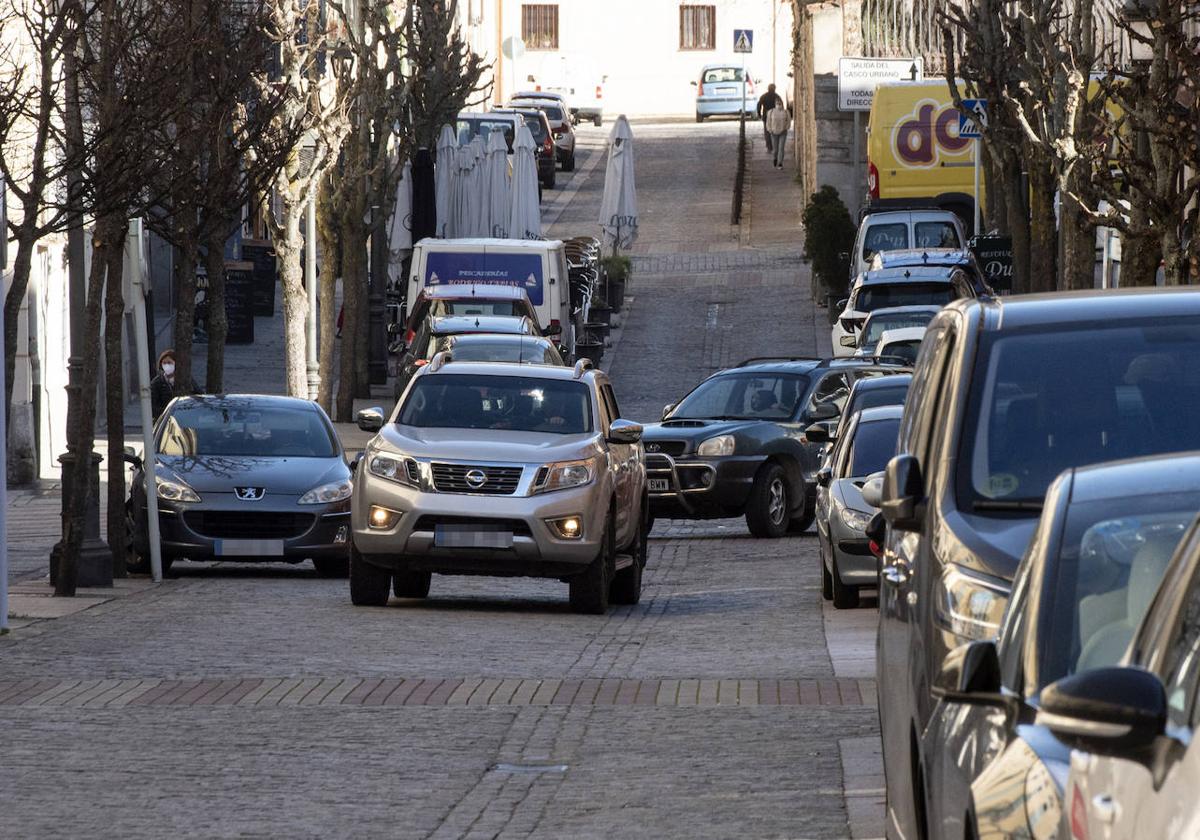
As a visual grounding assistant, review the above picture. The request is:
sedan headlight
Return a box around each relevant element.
[535,457,597,494]
[839,507,873,532]
[935,565,1009,641]
[298,478,353,505]
[696,434,735,457]
[367,452,419,487]
[155,470,200,503]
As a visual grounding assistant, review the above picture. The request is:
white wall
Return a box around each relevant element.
[464,0,795,117]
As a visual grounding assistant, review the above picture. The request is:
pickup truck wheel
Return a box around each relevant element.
[746,464,790,538]
[349,543,392,606]
[570,518,612,614]
[313,556,349,578]
[831,552,860,609]
[393,569,432,598]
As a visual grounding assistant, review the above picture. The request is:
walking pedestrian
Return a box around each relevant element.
[766,102,789,169]
[756,83,784,152]
[150,349,200,422]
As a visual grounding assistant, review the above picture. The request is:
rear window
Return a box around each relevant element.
[519,115,548,142]
[848,418,901,477]
[539,105,565,122]
[856,283,955,312]
[915,222,960,249]
[703,67,746,84]
[160,403,336,458]
[438,338,560,365]
[863,311,937,346]
[863,224,909,255]
[880,339,922,366]
[430,300,531,319]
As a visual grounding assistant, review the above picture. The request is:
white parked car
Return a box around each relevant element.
[874,326,927,366]
[849,209,966,281]
[521,54,605,126]
[849,305,941,356]
[692,63,757,122]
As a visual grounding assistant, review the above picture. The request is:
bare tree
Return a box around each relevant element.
[406,0,489,149]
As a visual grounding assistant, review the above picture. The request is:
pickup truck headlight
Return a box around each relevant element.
[696,434,735,457]
[935,565,1009,641]
[840,507,873,532]
[299,478,353,505]
[368,452,419,487]
[155,468,200,503]
[535,457,597,493]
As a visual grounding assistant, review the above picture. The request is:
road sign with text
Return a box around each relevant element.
[837,57,923,111]
[733,29,753,53]
[959,99,988,138]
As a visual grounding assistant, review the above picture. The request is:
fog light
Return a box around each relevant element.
[547,515,584,540]
[369,505,398,529]
[335,526,348,544]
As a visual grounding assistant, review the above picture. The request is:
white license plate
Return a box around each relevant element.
[216,539,284,556]
[435,526,513,549]
[648,479,671,492]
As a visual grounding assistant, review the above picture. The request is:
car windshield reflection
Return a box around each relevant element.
[670,373,809,421]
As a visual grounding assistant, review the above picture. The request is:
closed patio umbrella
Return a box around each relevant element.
[386,158,412,283]
[599,115,638,252]
[450,145,474,239]
[434,125,457,238]
[467,137,487,238]
[509,124,542,241]
[484,130,511,239]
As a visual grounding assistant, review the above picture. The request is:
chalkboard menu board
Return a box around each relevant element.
[241,239,277,316]
[968,235,1014,292]
[224,260,256,344]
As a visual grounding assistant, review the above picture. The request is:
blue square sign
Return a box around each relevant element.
[959,99,988,138]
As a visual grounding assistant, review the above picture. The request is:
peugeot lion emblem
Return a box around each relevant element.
[464,469,488,489]
[235,487,266,501]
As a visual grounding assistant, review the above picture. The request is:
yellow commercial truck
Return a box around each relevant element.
[866,80,978,223]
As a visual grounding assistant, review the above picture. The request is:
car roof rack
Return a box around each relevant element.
[860,355,913,367]
[428,350,453,372]
[735,356,824,367]
[572,358,594,379]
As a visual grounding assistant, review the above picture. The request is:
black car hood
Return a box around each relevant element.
[159,454,347,495]
[641,418,769,452]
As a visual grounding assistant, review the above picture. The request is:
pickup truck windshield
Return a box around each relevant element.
[399,374,592,434]
[959,320,1200,507]
[671,373,810,421]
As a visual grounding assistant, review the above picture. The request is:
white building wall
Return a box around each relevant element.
[463,0,795,117]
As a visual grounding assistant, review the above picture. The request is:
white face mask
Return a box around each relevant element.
[162,362,176,377]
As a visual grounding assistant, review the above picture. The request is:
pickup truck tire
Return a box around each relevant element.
[313,557,349,578]
[349,544,392,606]
[831,554,860,609]
[570,518,612,614]
[746,464,790,538]
[393,569,432,598]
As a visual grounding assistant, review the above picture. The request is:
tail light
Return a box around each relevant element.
[868,539,882,558]
[544,136,554,156]
[414,359,429,367]
[595,85,602,100]
[404,327,415,346]
[868,161,880,199]
[534,84,542,92]
[747,78,755,95]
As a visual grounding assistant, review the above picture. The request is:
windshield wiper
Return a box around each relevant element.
[972,499,1043,512]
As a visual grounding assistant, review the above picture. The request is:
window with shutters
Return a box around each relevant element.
[679,5,716,50]
[521,4,559,50]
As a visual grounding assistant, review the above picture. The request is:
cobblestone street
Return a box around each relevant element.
[1,121,883,839]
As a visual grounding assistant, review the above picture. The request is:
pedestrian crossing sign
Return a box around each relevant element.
[734,29,753,53]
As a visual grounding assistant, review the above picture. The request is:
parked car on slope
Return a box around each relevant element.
[851,305,941,356]
[393,314,539,402]
[433,333,565,367]
[510,98,576,170]
[922,454,1200,840]
[868,247,989,293]
[850,209,966,280]
[492,106,558,188]
[876,326,927,366]
[691,64,757,121]
[875,287,1200,840]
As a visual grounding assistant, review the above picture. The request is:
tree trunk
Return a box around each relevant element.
[355,257,370,398]
[58,217,123,596]
[1027,161,1058,293]
[1121,230,1161,287]
[277,216,309,397]
[3,234,36,428]
[1000,148,1031,294]
[316,181,339,413]
[335,227,365,421]
[172,232,199,393]
[1059,201,1095,291]
[204,225,228,392]
[104,242,127,578]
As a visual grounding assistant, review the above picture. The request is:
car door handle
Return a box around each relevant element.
[1092,793,1119,825]
[881,563,909,587]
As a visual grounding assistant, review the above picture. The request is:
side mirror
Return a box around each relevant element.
[1037,667,1166,757]
[816,466,832,487]
[808,402,839,422]
[356,407,385,433]
[122,446,143,471]
[839,334,858,348]
[881,454,925,532]
[933,640,1006,706]
[349,452,364,474]
[803,422,830,444]
[835,298,849,312]
[861,471,884,508]
[544,322,563,337]
[661,403,675,421]
[608,419,643,444]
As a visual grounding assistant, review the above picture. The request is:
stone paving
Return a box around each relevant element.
[0,121,884,839]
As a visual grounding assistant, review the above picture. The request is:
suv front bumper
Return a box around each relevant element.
[645,452,763,518]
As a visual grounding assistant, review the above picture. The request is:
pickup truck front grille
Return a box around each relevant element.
[431,463,522,495]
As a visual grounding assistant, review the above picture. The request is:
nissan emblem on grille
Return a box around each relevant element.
[234,487,266,501]
[465,469,488,488]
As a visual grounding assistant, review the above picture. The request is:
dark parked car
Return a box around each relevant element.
[127,395,352,577]
[492,106,558,188]
[401,285,541,344]
[876,288,1200,840]
[923,453,1200,840]
[815,405,902,608]
[640,356,910,538]
[394,314,539,402]
[868,248,991,296]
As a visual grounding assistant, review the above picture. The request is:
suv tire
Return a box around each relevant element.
[570,517,612,614]
[831,553,860,609]
[563,152,576,172]
[393,569,432,598]
[349,543,392,606]
[746,463,790,538]
[313,556,349,578]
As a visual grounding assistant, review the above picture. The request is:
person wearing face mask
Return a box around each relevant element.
[150,349,199,421]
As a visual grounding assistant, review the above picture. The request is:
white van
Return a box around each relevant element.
[850,209,966,280]
[409,238,575,357]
